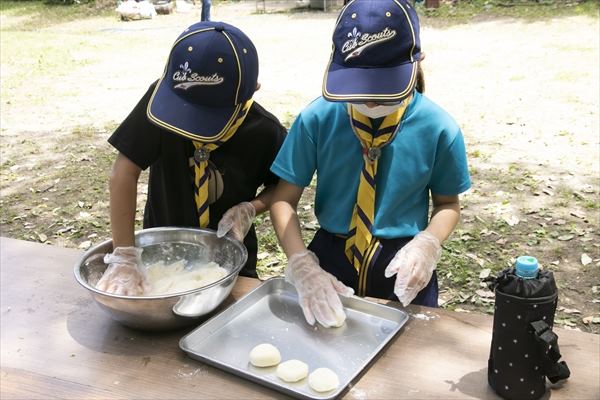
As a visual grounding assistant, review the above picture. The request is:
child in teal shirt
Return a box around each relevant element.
[270,0,471,327]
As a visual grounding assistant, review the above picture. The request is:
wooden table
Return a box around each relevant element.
[1,237,598,399]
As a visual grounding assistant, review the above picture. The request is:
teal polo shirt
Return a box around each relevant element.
[270,92,471,239]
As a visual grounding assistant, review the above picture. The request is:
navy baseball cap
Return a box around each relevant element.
[147,21,258,142]
[323,0,421,103]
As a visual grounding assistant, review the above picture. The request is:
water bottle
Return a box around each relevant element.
[515,256,539,279]
[486,256,570,400]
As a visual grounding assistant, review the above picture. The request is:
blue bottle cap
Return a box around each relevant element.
[515,256,539,279]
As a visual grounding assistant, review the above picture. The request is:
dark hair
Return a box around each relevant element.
[415,62,425,93]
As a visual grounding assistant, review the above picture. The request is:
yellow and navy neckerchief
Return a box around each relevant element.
[345,98,411,296]
[193,99,253,227]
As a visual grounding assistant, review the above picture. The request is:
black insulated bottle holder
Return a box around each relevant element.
[487,268,570,400]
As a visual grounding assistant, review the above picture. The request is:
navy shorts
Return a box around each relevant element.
[307,229,439,307]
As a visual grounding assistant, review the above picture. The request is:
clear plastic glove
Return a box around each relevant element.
[285,250,354,327]
[216,202,256,242]
[96,246,149,296]
[384,231,442,307]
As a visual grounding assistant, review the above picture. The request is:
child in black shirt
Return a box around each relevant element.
[97,21,286,295]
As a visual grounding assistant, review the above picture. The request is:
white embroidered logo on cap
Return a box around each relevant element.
[341,27,396,61]
[173,62,224,90]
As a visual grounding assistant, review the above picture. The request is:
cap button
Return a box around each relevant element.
[214,24,225,32]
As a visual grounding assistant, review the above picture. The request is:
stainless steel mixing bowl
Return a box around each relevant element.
[74,227,248,331]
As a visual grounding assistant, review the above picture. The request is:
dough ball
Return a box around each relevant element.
[276,359,308,382]
[308,368,339,392]
[249,343,281,367]
[331,311,346,328]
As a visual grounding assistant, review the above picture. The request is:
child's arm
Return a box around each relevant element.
[426,193,461,243]
[269,180,307,257]
[216,184,277,241]
[109,153,142,248]
[384,193,461,306]
[270,179,353,328]
[249,184,276,216]
[96,153,147,296]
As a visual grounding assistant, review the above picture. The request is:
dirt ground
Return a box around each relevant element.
[1,1,599,332]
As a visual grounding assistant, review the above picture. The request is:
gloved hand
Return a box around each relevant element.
[285,250,354,327]
[217,202,256,242]
[384,231,442,307]
[96,246,149,296]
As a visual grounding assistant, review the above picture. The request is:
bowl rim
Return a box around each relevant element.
[73,227,248,300]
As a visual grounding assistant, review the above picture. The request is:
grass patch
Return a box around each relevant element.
[418,0,599,25]
[554,71,581,82]
[0,1,113,31]
[0,124,118,248]
[584,199,600,209]
[0,30,116,105]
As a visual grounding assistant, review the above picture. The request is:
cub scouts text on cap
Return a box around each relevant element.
[323,0,421,103]
[147,21,259,142]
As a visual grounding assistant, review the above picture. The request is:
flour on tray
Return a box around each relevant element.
[144,260,227,295]
[410,312,438,321]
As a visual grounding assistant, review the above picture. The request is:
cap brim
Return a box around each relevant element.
[147,77,241,142]
[323,60,417,103]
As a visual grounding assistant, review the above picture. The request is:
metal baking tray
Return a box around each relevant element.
[179,277,408,399]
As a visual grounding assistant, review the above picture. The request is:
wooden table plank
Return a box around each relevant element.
[1,237,598,399]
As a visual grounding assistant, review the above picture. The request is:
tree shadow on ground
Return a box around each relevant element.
[419,0,599,28]
[1,0,598,32]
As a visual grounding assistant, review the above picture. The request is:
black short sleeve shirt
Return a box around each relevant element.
[108,82,287,277]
